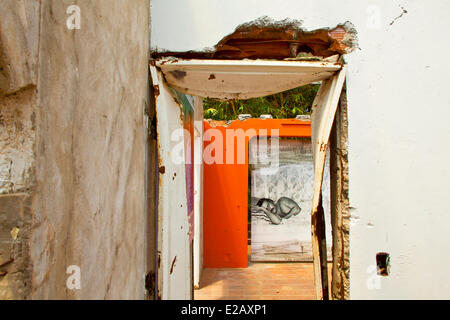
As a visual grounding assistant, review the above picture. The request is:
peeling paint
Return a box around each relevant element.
[151,65,191,299]
[152,17,358,60]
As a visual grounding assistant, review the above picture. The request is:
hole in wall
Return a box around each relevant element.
[376,252,390,276]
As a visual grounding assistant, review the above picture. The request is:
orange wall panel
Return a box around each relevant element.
[203,119,311,268]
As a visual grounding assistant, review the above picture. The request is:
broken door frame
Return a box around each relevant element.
[150,59,347,300]
[310,65,347,299]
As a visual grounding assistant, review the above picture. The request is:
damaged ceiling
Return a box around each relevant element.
[152,17,358,61]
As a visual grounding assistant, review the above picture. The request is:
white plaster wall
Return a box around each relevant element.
[151,0,450,299]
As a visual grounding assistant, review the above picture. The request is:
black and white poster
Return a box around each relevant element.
[250,137,332,262]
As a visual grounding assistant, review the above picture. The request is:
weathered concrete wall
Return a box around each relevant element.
[0,0,39,95]
[0,0,38,195]
[32,0,150,299]
[0,193,32,299]
[151,0,450,299]
[0,0,39,299]
[1,0,151,299]
[0,87,36,195]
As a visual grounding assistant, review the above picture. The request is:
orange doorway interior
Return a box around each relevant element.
[203,118,311,268]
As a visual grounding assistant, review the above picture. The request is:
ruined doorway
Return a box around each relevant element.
[153,60,343,300]
[149,16,355,299]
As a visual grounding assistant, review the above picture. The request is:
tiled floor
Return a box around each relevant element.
[194,262,332,300]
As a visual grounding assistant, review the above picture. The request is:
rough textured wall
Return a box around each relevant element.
[330,85,349,300]
[32,0,150,299]
[151,0,450,299]
[0,0,39,299]
[0,0,39,95]
[1,0,150,299]
[0,88,36,299]
[0,0,38,195]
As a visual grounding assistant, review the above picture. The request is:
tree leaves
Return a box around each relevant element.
[203,84,319,120]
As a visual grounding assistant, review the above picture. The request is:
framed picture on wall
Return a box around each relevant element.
[249,137,332,262]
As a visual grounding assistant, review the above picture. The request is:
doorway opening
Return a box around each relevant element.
[196,84,334,299]
[150,59,349,300]
[149,16,355,300]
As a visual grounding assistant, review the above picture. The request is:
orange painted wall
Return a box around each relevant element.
[203,119,311,268]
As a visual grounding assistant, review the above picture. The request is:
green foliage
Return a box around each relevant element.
[203,84,319,120]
